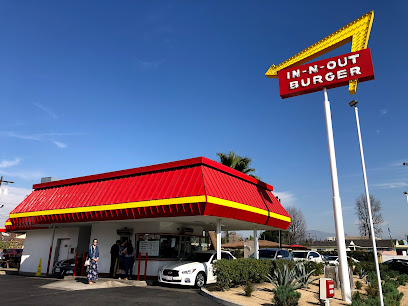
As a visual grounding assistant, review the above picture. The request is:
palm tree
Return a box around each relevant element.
[216,151,259,179]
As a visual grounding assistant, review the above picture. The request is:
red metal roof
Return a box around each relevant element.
[6,157,290,231]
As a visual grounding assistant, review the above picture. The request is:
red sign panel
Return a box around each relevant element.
[278,49,374,99]
[326,279,335,298]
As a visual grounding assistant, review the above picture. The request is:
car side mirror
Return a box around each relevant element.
[309,256,313,259]
[277,255,283,259]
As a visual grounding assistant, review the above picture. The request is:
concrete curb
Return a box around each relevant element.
[199,287,244,306]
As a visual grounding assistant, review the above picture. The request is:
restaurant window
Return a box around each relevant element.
[159,235,180,258]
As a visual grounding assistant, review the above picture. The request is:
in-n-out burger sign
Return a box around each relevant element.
[278,49,374,99]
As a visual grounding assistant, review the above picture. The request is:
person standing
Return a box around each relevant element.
[110,240,120,278]
[118,239,127,279]
[88,239,99,284]
[124,241,135,280]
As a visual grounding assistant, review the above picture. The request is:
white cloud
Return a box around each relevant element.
[33,103,58,120]
[0,131,85,148]
[380,109,388,116]
[0,186,33,226]
[0,158,21,168]
[53,141,67,148]
[274,191,296,207]
[373,182,408,189]
[0,169,45,180]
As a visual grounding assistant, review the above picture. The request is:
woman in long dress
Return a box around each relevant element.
[88,239,99,284]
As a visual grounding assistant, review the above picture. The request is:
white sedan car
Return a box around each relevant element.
[158,250,235,288]
[326,256,359,265]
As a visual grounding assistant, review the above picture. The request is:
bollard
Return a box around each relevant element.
[73,252,78,277]
[137,252,141,281]
[144,252,148,281]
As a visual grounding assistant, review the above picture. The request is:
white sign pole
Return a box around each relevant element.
[323,88,351,303]
[352,104,384,306]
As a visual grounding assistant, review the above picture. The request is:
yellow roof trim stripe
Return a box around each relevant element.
[206,196,291,223]
[8,195,291,223]
[9,195,207,218]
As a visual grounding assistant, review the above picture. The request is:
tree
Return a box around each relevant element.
[355,194,383,238]
[216,151,259,179]
[285,207,307,245]
[261,207,307,245]
[261,230,280,242]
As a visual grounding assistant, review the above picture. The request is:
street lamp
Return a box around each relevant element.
[349,100,384,306]
[403,163,407,166]
[0,176,14,195]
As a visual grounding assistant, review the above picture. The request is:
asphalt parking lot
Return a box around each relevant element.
[0,274,219,306]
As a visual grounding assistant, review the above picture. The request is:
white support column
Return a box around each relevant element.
[254,229,259,259]
[323,88,351,303]
[216,219,222,260]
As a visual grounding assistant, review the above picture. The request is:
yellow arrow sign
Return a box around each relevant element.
[266,11,374,94]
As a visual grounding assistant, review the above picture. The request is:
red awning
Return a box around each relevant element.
[6,157,291,231]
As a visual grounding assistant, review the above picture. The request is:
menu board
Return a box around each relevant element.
[139,240,159,256]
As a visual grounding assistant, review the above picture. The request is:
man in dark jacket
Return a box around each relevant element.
[109,240,121,278]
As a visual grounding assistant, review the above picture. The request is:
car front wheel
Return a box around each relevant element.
[195,272,206,288]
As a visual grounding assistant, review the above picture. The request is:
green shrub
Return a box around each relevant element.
[367,271,378,286]
[244,280,254,297]
[348,251,378,262]
[351,291,365,305]
[303,261,324,276]
[355,261,376,274]
[383,281,404,306]
[355,280,363,290]
[272,286,301,306]
[213,258,273,289]
[366,283,379,297]
[397,274,408,286]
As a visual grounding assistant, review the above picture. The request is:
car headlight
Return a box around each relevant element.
[70,263,75,267]
[182,269,196,274]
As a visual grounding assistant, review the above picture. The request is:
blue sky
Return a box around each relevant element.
[0,1,407,239]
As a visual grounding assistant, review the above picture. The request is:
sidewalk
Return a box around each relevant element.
[40,276,148,291]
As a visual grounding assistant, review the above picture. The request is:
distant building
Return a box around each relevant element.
[310,238,393,252]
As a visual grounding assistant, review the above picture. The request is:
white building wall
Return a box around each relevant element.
[90,221,204,275]
[20,227,79,274]
[20,220,204,275]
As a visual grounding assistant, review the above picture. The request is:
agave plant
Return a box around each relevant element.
[296,262,316,288]
[266,264,303,290]
[357,268,367,280]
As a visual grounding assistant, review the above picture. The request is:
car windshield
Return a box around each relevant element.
[259,250,276,258]
[328,256,338,261]
[182,252,212,263]
[292,252,307,258]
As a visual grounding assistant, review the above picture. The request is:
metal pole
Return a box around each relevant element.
[352,105,384,306]
[216,219,221,260]
[404,192,408,205]
[323,88,351,303]
[254,229,259,259]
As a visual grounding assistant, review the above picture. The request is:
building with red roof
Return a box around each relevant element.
[5,157,291,277]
